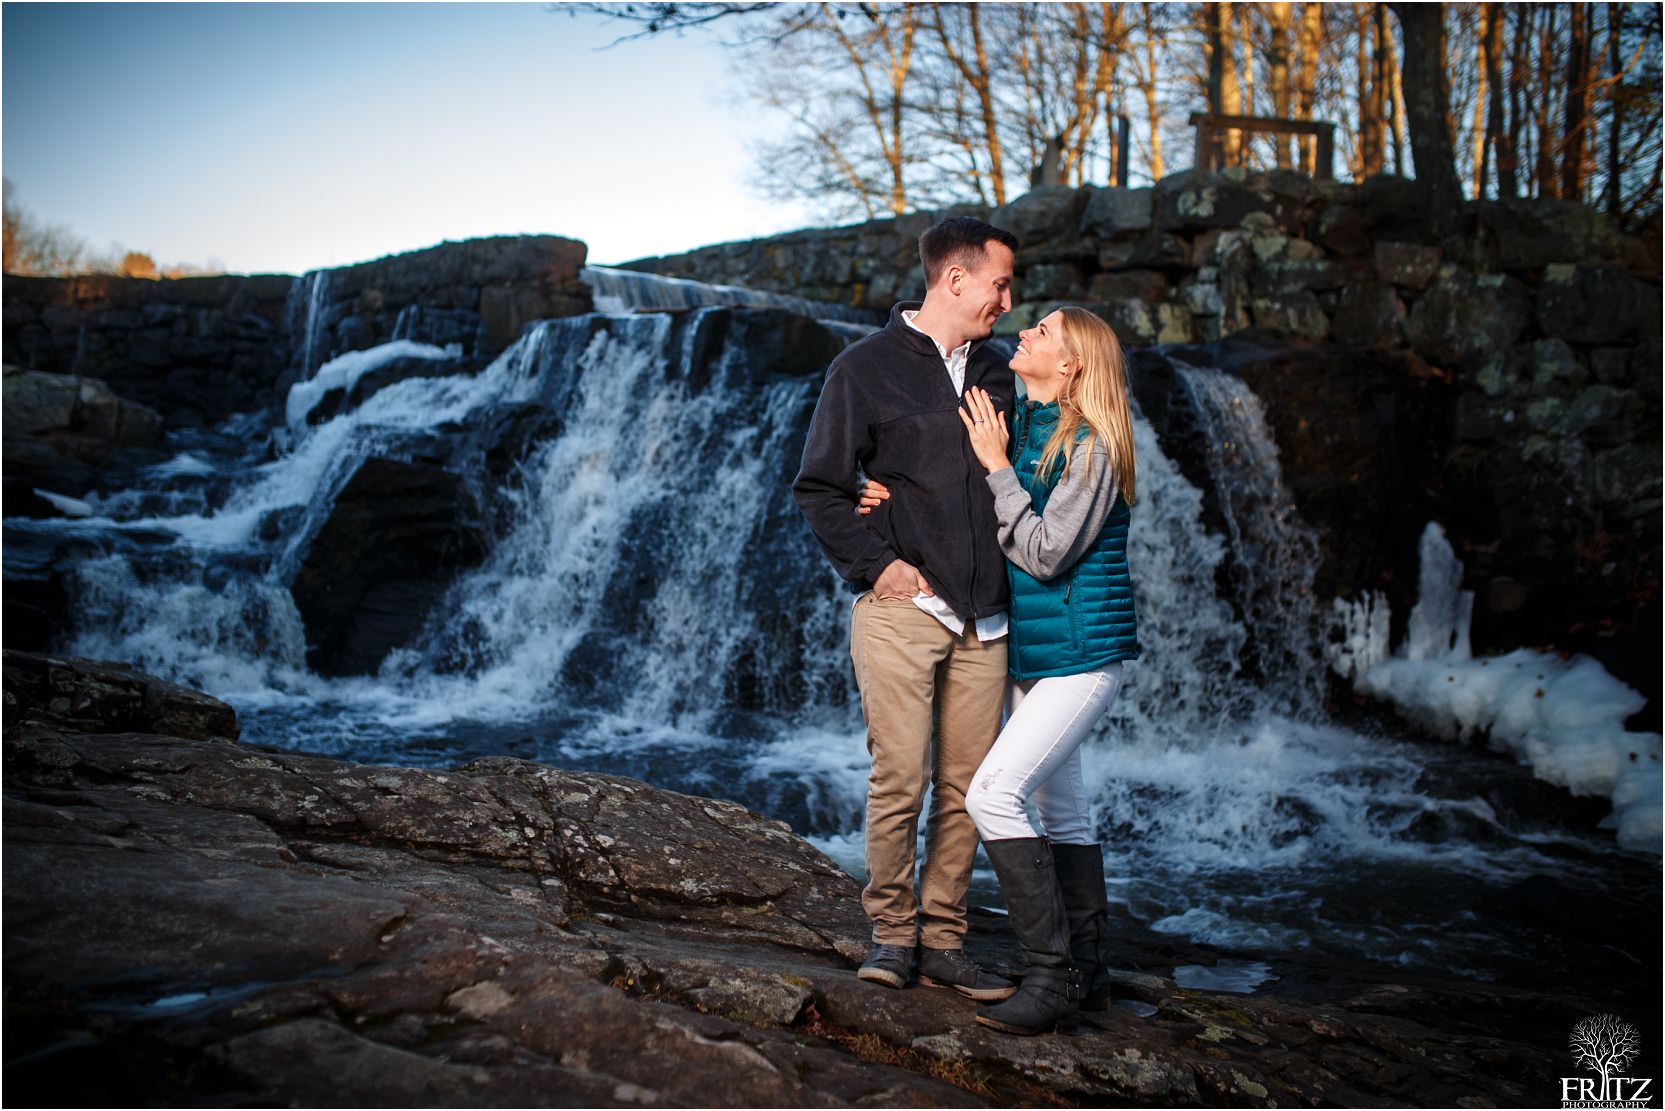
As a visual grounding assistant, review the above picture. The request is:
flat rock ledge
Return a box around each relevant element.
[4,651,1584,1107]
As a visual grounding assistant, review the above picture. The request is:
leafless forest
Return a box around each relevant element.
[594,2,1662,230]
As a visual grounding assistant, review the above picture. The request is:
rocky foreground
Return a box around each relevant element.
[2,651,1604,1107]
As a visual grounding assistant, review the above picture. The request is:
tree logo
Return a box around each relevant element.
[1562,1014,1653,1107]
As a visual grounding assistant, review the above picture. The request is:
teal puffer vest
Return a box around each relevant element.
[1006,400,1140,680]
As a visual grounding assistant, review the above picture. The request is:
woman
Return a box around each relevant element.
[860,306,1138,1035]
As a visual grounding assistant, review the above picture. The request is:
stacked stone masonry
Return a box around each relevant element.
[2,235,590,426]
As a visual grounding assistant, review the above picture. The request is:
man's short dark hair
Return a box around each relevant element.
[918,216,1019,288]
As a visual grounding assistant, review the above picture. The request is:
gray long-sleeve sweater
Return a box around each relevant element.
[985,436,1120,583]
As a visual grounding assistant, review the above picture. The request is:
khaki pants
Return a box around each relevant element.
[849,592,1007,949]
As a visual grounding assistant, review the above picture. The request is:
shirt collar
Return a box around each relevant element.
[901,309,971,364]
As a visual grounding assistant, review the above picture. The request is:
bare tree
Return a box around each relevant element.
[1569,1014,1641,1091]
[2,178,88,276]
[1390,3,1465,234]
[1561,3,1595,200]
[1483,2,1509,196]
[1293,2,1326,173]
[1266,2,1295,168]
[1535,4,1559,197]
[1356,2,1387,177]
[1468,4,1488,198]
[743,4,931,219]
[1134,3,1168,180]
[1386,7,1407,173]
[570,1,1661,228]
[929,3,1006,203]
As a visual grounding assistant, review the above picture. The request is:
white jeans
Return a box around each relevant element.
[965,664,1123,844]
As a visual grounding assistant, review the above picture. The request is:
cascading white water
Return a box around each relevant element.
[61,304,852,763]
[25,268,1648,983]
[1173,363,1325,713]
[285,269,333,378]
[583,265,880,327]
[375,310,854,733]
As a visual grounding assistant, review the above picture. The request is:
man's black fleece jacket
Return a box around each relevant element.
[792,302,1016,621]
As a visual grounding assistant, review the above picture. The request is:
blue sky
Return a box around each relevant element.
[2,2,816,273]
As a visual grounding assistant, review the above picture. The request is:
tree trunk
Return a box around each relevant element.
[1535,3,1559,198]
[1374,4,1392,176]
[1508,3,1529,196]
[1561,3,1592,201]
[1356,3,1389,177]
[1471,8,1489,198]
[1140,4,1165,180]
[1605,2,1624,216]
[1389,3,1465,235]
[931,3,1007,205]
[1217,3,1244,166]
[1296,2,1323,173]
[1237,1,1254,164]
[1095,3,1124,186]
[1387,11,1407,174]
[1486,2,1512,197]
[1267,2,1293,168]
[1205,2,1228,167]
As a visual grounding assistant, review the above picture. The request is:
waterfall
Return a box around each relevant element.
[59,306,852,766]
[1171,362,1325,714]
[583,265,881,328]
[285,269,333,378]
[382,310,852,732]
[18,272,1647,984]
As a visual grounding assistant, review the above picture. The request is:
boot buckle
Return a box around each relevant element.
[1064,967,1082,1001]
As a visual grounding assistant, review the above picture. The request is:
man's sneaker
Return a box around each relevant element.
[856,944,915,988]
[918,947,1017,1001]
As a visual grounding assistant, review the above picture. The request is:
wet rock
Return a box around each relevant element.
[2,366,164,497]
[1591,443,1664,514]
[1189,342,1449,606]
[721,309,846,385]
[3,367,162,449]
[2,648,239,739]
[290,457,489,676]
[299,350,474,426]
[1,655,1622,1108]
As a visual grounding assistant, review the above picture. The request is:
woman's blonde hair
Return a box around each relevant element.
[1035,307,1138,505]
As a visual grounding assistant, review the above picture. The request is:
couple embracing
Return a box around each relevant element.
[792,216,1140,1036]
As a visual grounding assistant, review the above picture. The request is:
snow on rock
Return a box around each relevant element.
[1344,523,1660,853]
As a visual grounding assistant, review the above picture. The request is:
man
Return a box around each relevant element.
[792,216,1019,998]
